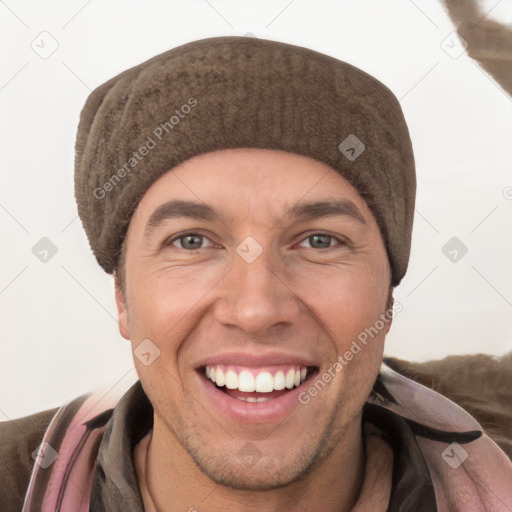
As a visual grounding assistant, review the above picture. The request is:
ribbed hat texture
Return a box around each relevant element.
[75,36,416,285]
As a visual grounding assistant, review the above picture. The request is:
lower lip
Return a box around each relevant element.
[196,370,316,424]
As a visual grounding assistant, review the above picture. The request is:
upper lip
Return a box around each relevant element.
[195,351,319,369]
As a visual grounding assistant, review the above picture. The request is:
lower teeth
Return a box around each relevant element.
[236,396,270,403]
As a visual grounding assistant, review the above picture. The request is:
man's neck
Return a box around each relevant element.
[135,414,376,512]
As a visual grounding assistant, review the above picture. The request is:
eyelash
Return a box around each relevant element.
[165,232,346,251]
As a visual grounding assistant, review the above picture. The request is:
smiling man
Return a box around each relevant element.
[119,149,393,511]
[2,37,512,512]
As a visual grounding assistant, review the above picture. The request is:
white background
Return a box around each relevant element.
[1,0,511,420]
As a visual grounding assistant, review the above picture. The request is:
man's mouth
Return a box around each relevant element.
[194,353,320,423]
[202,364,316,402]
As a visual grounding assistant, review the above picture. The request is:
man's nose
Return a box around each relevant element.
[212,249,301,335]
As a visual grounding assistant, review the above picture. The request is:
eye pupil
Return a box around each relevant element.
[181,234,203,249]
[309,234,331,248]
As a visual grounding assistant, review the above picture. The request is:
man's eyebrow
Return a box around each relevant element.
[288,200,366,224]
[145,198,366,236]
[145,200,217,234]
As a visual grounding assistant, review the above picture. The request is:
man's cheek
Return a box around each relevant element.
[141,270,218,313]
[330,310,387,373]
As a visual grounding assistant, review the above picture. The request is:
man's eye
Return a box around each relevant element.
[299,234,339,249]
[171,234,212,250]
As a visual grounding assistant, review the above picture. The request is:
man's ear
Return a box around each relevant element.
[114,270,130,340]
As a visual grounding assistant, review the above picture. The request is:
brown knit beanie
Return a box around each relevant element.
[75,36,416,285]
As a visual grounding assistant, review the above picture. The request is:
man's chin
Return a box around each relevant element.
[190,445,318,492]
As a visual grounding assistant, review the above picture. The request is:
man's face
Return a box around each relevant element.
[116,148,392,490]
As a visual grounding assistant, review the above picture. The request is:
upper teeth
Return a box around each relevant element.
[205,365,308,392]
